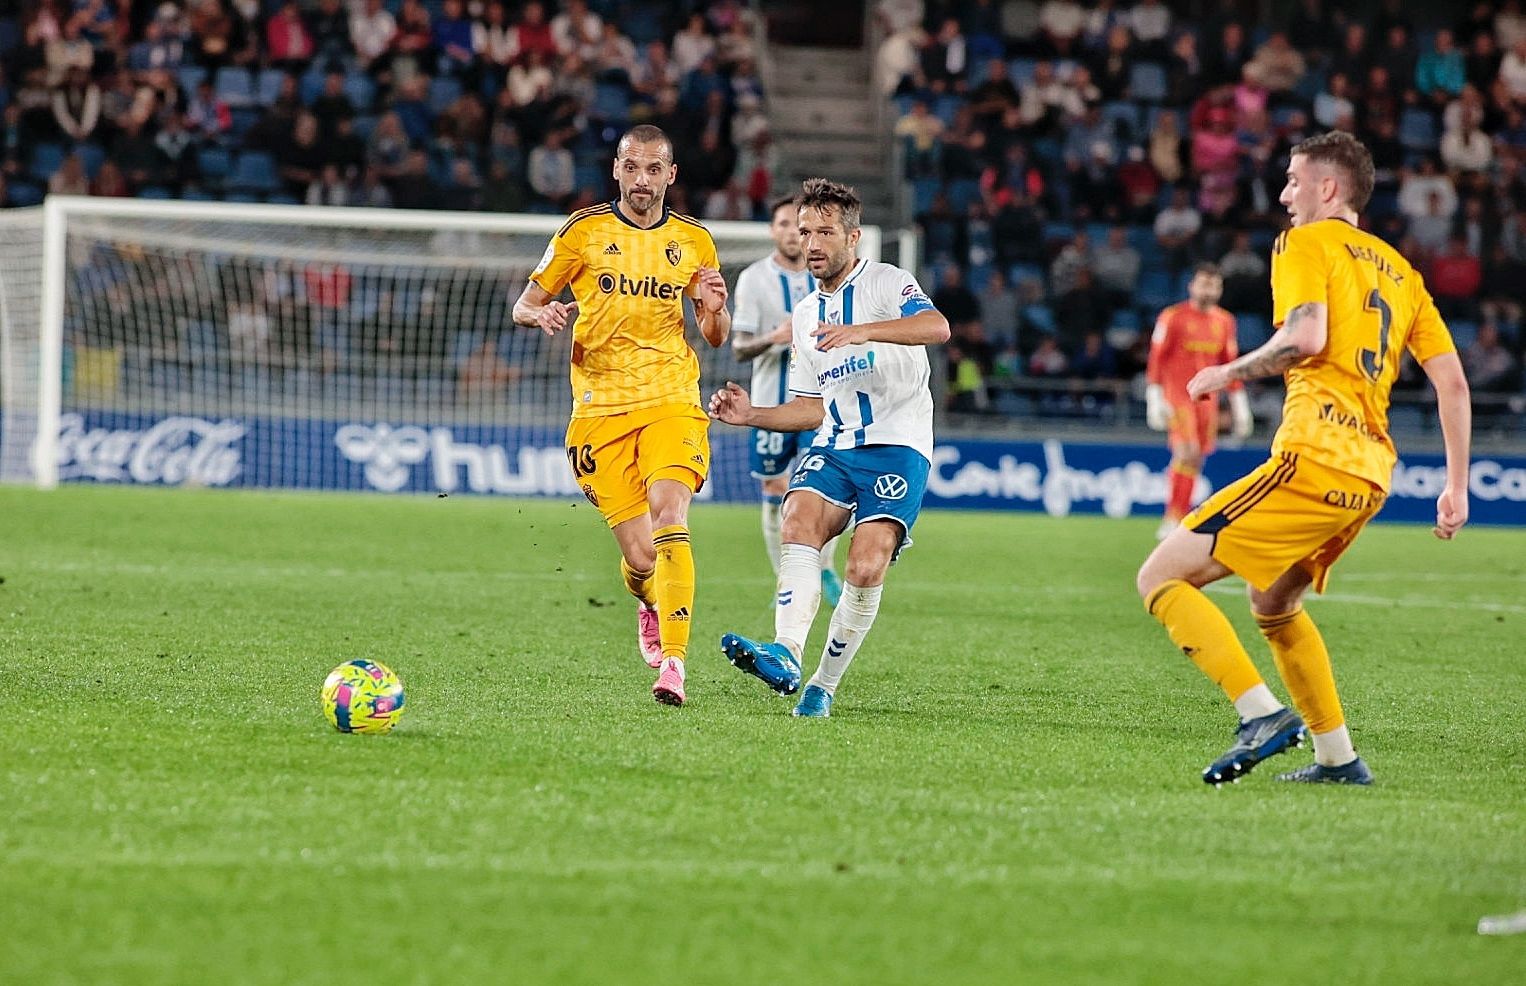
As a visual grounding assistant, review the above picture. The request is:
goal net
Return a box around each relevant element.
[2,197,882,500]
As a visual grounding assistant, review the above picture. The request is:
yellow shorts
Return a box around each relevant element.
[565,403,710,528]
[1185,452,1386,593]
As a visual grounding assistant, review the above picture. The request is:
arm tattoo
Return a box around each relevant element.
[1226,303,1318,381]
[1228,343,1305,381]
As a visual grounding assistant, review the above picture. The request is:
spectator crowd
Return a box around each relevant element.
[881,0,1526,430]
[0,0,775,221]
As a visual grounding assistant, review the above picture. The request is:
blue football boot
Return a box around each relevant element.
[720,632,802,695]
[1203,707,1306,786]
[791,683,833,718]
[820,568,844,609]
[1276,757,1374,785]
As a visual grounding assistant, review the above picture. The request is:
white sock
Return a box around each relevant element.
[774,543,822,659]
[811,582,882,695]
[1312,724,1357,767]
[1233,683,1284,720]
[761,495,783,574]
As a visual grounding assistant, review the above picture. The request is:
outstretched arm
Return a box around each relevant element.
[813,309,950,351]
[708,382,824,433]
[1422,350,1471,539]
[1186,302,1327,398]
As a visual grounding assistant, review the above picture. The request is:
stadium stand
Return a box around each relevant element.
[877,0,1526,432]
[0,0,1521,433]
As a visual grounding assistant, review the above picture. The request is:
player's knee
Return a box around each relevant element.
[625,543,657,572]
[1136,560,1162,601]
[844,552,890,588]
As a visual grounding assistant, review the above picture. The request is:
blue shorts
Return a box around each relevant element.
[786,444,930,552]
[750,427,818,479]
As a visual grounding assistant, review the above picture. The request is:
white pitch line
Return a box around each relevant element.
[1204,582,1526,615]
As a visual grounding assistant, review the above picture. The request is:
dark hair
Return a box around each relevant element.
[1192,261,1223,278]
[617,124,674,163]
[768,195,799,220]
[1291,130,1375,212]
[797,178,862,232]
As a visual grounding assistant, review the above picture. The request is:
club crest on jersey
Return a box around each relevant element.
[665,240,681,265]
[873,474,909,500]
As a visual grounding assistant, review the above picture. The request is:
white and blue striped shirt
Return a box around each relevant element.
[787,259,938,461]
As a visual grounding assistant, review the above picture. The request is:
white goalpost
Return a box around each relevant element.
[0,196,887,501]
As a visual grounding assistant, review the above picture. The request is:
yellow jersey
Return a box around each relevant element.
[532,202,720,417]
[1269,219,1455,490]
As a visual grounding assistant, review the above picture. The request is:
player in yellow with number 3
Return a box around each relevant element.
[513,125,730,707]
[1136,131,1472,786]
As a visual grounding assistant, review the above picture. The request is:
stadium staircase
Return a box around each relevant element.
[764,45,899,231]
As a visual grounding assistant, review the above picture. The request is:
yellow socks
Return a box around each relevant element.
[620,558,656,607]
[1256,608,1345,733]
[1145,579,1265,702]
[652,525,694,661]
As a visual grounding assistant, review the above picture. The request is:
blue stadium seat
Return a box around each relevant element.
[1399,108,1438,151]
[228,106,261,138]
[215,66,256,107]
[1129,62,1168,103]
[351,113,378,142]
[1126,225,1156,255]
[137,185,173,199]
[177,64,208,96]
[1109,308,1141,332]
[1450,320,1479,349]
[1236,314,1272,351]
[258,67,289,106]
[1041,221,1075,245]
[76,142,105,180]
[622,2,664,45]
[298,67,326,106]
[1137,270,1174,311]
[29,142,65,182]
[911,177,942,215]
[0,16,19,58]
[573,163,608,196]
[591,82,631,124]
[198,145,233,186]
[1084,222,1111,244]
[932,95,962,126]
[344,72,376,112]
[429,76,464,114]
[947,177,982,210]
[9,181,43,207]
[225,191,262,203]
[1008,262,1045,289]
[267,192,300,204]
[1021,303,1057,334]
[1101,101,1141,142]
[1007,58,1039,87]
[182,187,215,201]
[227,151,280,193]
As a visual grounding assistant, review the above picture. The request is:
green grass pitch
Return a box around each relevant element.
[1,485,1522,984]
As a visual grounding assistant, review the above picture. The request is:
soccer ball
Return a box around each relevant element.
[321,659,406,734]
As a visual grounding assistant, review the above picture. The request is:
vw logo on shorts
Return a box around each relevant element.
[873,473,909,500]
[334,422,431,492]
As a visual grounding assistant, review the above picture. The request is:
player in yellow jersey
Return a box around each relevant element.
[511,124,731,707]
[1136,131,1472,785]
